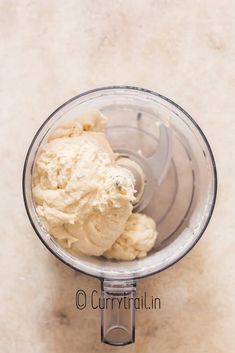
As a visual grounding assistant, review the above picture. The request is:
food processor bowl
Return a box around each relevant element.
[23,86,217,345]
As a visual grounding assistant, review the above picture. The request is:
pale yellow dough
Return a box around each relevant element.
[103,213,157,260]
[32,111,158,260]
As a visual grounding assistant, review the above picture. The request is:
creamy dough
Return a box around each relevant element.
[32,111,158,260]
[103,213,157,260]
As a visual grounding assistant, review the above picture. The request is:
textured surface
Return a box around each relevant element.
[0,1,234,352]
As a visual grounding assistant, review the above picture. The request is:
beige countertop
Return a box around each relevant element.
[1,1,234,352]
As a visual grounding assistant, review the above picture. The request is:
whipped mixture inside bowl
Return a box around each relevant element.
[32,111,158,261]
